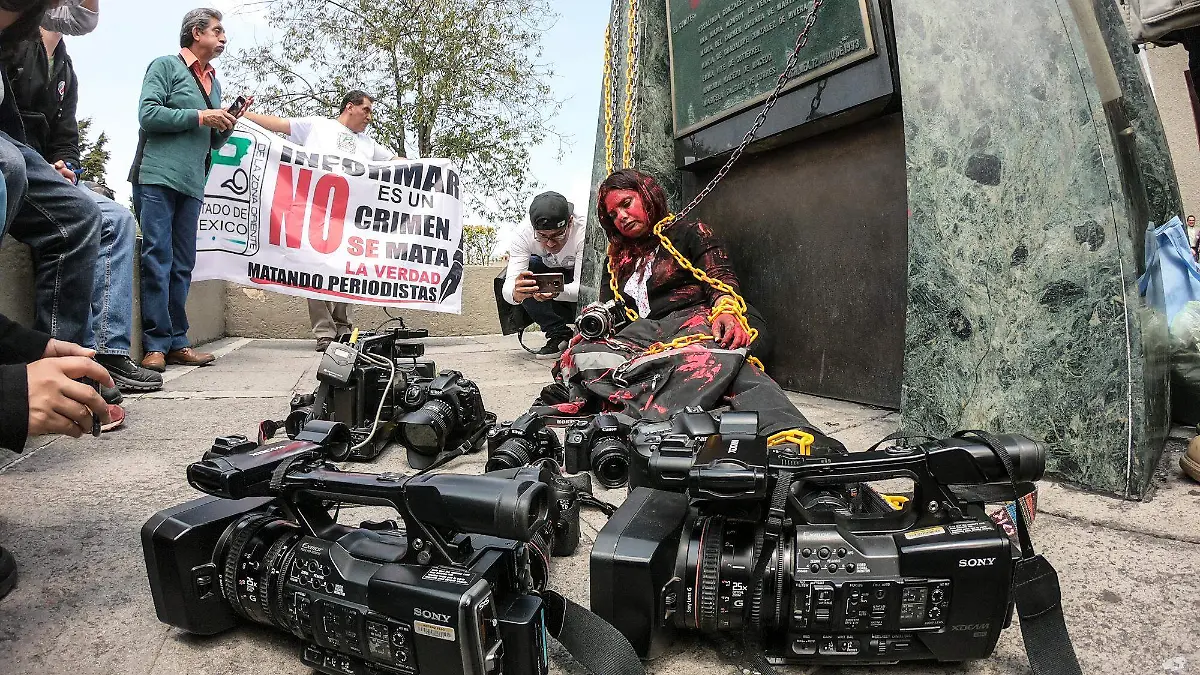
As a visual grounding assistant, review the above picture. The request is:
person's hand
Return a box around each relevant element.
[512,270,540,303]
[51,160,77,184]
[199,109,237,131]
[26,357,113,438]
[42,338,98,360]
[712,313,751,349]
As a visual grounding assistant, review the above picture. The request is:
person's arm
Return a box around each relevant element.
[558,223,586,304]
[242,111,293,136]
[41,0,99,36]
[502,230,532,305]
[685,221,741,306]
[0,313,50,366]
[47,66,81,173]
[0,363,31,451]
[137,59,204,133]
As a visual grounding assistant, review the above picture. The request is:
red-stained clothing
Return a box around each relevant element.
[601,220,741,320]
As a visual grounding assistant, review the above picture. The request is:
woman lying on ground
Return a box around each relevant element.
[534,168,840,452]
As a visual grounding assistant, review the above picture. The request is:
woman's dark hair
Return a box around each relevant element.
[0,0,54,50]
[596,168,672,280]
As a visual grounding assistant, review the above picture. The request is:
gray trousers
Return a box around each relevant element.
[308,299,353,339]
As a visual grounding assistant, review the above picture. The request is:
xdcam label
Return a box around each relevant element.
[957,557,996,568]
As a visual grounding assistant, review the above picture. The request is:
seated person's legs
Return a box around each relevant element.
[2,134,100,345]
[746,303,773,371]
[522,255,576,351]
[79,184,161,391]
[0,135,27,233]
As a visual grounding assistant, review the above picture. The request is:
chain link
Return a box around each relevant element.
[621,0,641,170]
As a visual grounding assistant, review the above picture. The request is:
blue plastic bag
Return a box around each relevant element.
[1138,216,1200,330]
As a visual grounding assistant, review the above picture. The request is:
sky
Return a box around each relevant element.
[64,1,610,231]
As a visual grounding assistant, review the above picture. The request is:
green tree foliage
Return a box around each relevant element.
[77,118,111,186]
[223,0,564,222]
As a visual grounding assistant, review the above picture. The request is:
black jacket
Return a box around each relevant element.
[1,37,79,167]
[0,313,51,452]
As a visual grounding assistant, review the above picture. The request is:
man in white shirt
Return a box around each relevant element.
[502,191,585,357]
[244,91,400,351]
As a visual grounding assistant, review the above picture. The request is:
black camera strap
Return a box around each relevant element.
[544,590,646,675]
[954,430,1083,675]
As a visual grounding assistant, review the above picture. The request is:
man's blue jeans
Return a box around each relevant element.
[132,184,202,354]
[82,186,136,356]
[0,132,100,346]
[521,255,577,341]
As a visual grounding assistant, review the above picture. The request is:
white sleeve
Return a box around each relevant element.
[502,229,533,305]
[41,1,99,35]
[286,117,318,145]
[559,225,586,303]
[373,141,395,161]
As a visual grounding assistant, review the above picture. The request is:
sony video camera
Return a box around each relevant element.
[591,413,1047,666]
[577,299,630,340]
[563,413,636,489]
[279,328,438,461]
[142,421,580,675]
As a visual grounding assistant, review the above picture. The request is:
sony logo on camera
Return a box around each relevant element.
[957,557,997,567]
[414,608,452,624]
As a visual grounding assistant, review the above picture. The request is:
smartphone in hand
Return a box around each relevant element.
[78,377,102,437]
[227,95,249,118]
[532,273,565,295]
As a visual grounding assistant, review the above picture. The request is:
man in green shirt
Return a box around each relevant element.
[128,7,242,372]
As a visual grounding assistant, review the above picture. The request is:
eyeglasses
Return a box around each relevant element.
[534,228,569,243]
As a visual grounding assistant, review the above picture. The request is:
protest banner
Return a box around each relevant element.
[192,119,466,313]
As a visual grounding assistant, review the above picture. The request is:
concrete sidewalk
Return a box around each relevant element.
[0,335,1196,675]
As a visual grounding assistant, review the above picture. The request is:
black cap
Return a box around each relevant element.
[529,191,571,230]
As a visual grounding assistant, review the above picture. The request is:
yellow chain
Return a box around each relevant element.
[621,0,640,170]
[766,429,814,454]
[602,21,616,175]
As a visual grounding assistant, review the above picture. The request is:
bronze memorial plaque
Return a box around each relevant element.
[667,0,876,137]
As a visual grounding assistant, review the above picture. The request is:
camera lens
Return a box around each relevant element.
[217,513,304,629]
[577,311,608,340]
[590,437,630,488]
[526,526,554,592]
[679,515,758,633]
[402,399,457,453]
[485,437,535,472]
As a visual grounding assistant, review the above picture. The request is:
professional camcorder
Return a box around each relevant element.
[577,299,630,340]
[592,412,1049,667]
[275,328,439,461]
[142,421,581,675]
[563,413,635,489]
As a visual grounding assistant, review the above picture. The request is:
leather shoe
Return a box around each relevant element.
[167,347,215,367]
[97,354,163,392]
[1183,435,1200,483]
[141,352,166,372]
[316,337,333,352]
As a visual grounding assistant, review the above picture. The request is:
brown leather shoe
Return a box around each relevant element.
[166,347,215,367]
[141,351,166,372]
[1182,435,1200,483]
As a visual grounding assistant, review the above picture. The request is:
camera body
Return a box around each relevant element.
[284,328,438,461]
[396,370,493,470]
[563,413,636,488]
[485,413,563,473]
[592,417,1047,666]
[577,299,630,340]
[143,422,580,675]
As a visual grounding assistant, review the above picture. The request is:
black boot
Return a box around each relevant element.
[96,354,163,392]
[0,546,16,601]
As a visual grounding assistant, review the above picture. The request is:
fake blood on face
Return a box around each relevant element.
[604,189,651,239]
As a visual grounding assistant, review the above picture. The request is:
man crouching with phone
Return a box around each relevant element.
[501,191,585,358]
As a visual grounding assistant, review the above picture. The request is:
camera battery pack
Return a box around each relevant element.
[317,342,358,385]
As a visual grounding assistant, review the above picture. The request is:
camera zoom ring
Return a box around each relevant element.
[698,516,723,633]
[748,526,765,629]
[221,514,279,622]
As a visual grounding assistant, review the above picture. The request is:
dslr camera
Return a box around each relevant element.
[280,328,439,461]
[395,370,493,470]
[592,412,1047,666]
[142,421,581,675]
[577,299,630,340]
[563,413,635,489]
[484,413,563,473]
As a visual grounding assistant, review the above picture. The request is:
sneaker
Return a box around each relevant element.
[101,404,125,433]
[101,384,123,405]
[96,354,163,392]
[534,336,569,360]
[0,545,16,601]
[1182,435,1200,482]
